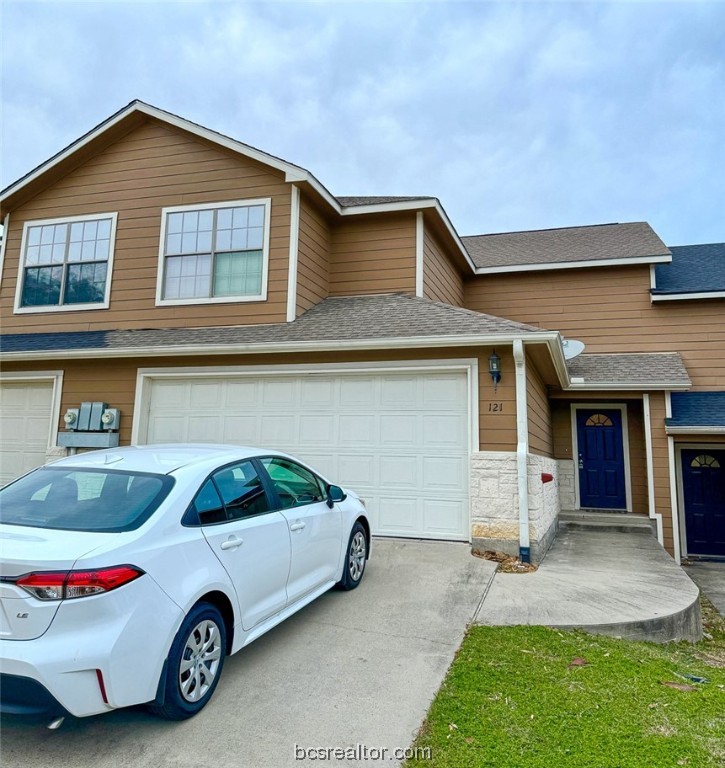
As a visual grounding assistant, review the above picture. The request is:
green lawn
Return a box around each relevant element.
[407,599,725,768]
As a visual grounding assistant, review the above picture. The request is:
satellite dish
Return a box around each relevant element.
[562,339,586,360]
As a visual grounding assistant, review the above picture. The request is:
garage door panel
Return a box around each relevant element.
[380,414,417,446]
[423,376,466,407]
[0,381,55,486]
[338,414,374,443]
[299,414,334,443]
[422,456,465,490]
[144,370,470,540]
[423,415,467,446]
[337,454,375,486]
[300,378,334,405]
[225,380,258,406]
[152,380,188,408]
[259,414,296,444]
[262,380,296,406]
[189,381,223,408]
[380,456,417,488]
[339,378,376,407]
[377,496,417,533]
[423,499,467,535]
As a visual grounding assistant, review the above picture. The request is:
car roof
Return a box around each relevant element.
[46,444,279,475]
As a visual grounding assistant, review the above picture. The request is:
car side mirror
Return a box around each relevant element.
[327,484,346,507]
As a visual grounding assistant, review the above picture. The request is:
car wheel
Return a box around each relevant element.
[337,521,367,590]
[149,602,227,721]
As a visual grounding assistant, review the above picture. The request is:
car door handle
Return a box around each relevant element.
[289,522,306,532]
[220,536,244,550]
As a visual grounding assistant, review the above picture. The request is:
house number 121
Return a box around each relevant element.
[488,403,504,412]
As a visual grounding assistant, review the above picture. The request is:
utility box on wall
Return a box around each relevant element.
[57,402,121,449]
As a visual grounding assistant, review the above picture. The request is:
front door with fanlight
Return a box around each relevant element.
[682,450,725,557]
[576,409,627,510]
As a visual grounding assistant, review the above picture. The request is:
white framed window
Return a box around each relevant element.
[14,212,117,314]
[156,198,271,306]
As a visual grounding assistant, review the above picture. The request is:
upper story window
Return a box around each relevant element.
[156,198,270,306]
[14,213,117,313]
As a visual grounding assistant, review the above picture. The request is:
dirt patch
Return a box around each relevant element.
[472,549,538,573]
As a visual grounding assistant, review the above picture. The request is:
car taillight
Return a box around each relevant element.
[15,566,144,601]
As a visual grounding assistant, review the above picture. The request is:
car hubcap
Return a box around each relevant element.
[179,619,222,703]
[349,531,366,581]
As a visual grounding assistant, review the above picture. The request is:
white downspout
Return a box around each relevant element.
[643,393,664,544]
[513,339,530,562]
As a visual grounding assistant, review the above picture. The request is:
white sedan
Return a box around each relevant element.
[0,445,370,722]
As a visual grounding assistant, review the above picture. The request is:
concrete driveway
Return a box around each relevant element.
[1,539,496,768]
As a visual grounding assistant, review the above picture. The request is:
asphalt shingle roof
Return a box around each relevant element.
[666,392,725,427]
[653,243,725,295]
[0,294,544,356]
[336,196,434,207]
[566,353,691,387]
[462,222,670,270]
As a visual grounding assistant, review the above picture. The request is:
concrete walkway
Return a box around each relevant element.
[476,527,702,642]
[685,561,725,615]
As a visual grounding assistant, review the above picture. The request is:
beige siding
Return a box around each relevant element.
[329,212,416,296]
[1,119,291,332]
[423,226,464,306]
[1,344,518,455]
[526,357,553,457]
[296,194,331,315]
[465,265,725,389]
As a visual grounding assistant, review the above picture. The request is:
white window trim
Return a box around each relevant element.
[0,212,9,289]
[155,197,271,307]
[13,212,118,315]
[570,403,632,512]
[0,370,64,451]
[674,441,725,560]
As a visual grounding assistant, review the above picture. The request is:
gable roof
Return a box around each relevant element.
[462,222,671,274]
[565,352,690,390]
[0,294,552,361]
[652,243,725,299]
[666,391,725,431]
[0,100,341,216]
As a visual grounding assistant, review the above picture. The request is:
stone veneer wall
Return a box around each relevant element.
[470,451,561,563]
[556,459,576,511]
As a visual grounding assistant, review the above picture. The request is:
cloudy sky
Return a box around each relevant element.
[2,1,724,244]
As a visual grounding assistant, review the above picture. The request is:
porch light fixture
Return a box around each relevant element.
[489,350,501,391]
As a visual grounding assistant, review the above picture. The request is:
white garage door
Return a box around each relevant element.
[0,381,55,486]
[143,370,470,540]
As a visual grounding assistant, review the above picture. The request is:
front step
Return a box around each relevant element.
[559,510,657,535]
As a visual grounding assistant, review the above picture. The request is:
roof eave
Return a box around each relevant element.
[0,330,560,363]
[473,254,672,275]
[651,290,725,301]
[565,381,691,391]
[665,425,725,434]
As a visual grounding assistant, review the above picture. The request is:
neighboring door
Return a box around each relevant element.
[682,450,725,557]
[576,409,627,509]
[195,460,291,630]
[259,456,342,604]
[143,369,470,540]
[0,380,55,485]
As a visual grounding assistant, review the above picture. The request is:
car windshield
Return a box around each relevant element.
[0,467,174,532]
